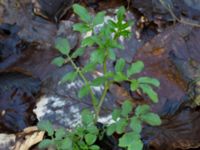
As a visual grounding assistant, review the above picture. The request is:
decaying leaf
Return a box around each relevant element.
[13,126,45,150]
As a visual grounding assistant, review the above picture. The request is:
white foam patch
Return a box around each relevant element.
[92,86,104,93]
[65,79,104,94]
[34,93,82,127]
[0,134,15,149]
[65,80,83,89]
[52,99,65,108]
[34,79,111,128]
[55,109,64,115]
[98,114,114,125]
[69,105,80,114]
[34,95,69,119]
[34,96,49,120]
[63,105,82,127]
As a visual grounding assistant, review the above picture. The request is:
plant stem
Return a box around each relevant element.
[103,54,108,74]
[67,55,98,113]
[94,50,109,122]
[95,82,109,122]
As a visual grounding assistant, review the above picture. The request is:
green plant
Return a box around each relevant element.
[38,4,161,150]
[108,102,161,149]
[38,111,100,150]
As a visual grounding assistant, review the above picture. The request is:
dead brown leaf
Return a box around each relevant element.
[13,126,44,150]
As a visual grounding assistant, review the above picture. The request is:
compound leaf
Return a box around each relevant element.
[73,4,91,23]
[55,38,70,55]
[127,61,144,77]
[52,57,65,67]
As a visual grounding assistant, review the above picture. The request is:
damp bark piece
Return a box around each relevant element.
[133,23,200,112]
[32,0,78,22]
[137,24,200,150]
[142,102,200,150]
[0,23,28,70]
[1,0,57,46]
[131,0,200,22]
[0,72,41,133]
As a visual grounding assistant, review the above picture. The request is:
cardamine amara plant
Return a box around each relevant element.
[38,4,161,150]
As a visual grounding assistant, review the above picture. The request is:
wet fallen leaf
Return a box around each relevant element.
[13,126,45,150]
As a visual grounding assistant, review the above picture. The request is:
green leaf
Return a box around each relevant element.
[72,47,85,58]
[121,100,133,117]
[81,109,94,125]
[115,58,125,72]
[83,62,97,72]
[73,4,91,23]
[37,120,54,136]
[87,125,99,135]
[104,72,114,78]
[121,22,131,30]
[99,24,112,39]
[141,112,161,126]
[79,141,89,149]
[108,20,117,28]
[112,108,121,120]
[119,30,131,38]
[114,72,128,82]
[139,84,158,103]
[90,50,104,64]
[90,145,100,150]
[128,139,143,150]
[108,48,116,61]
[85,134,97,145]
[60,71,78,83]
[55,38,70,55]
[93,11,106,26]
[130,79,139,91]
[91,76,106,86]
[116,118,128,134]
[106,123,116,136]
[38,139,53,149]
[61,137,72,149]
[52,57,65,67]
[127,61,144,77]
[81,37,95,47]
[119,132,140,147]
[73,23,91,33]
[75,127,85,138]
[91,36,103,48]
[109,39,124,49]
[130,116,142,133]
[138,77,160,87]
[73,144,80,150]
[55,127,66,140]
[135,105,151,116]
[117,6,126,22]
[78,84,90,98]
